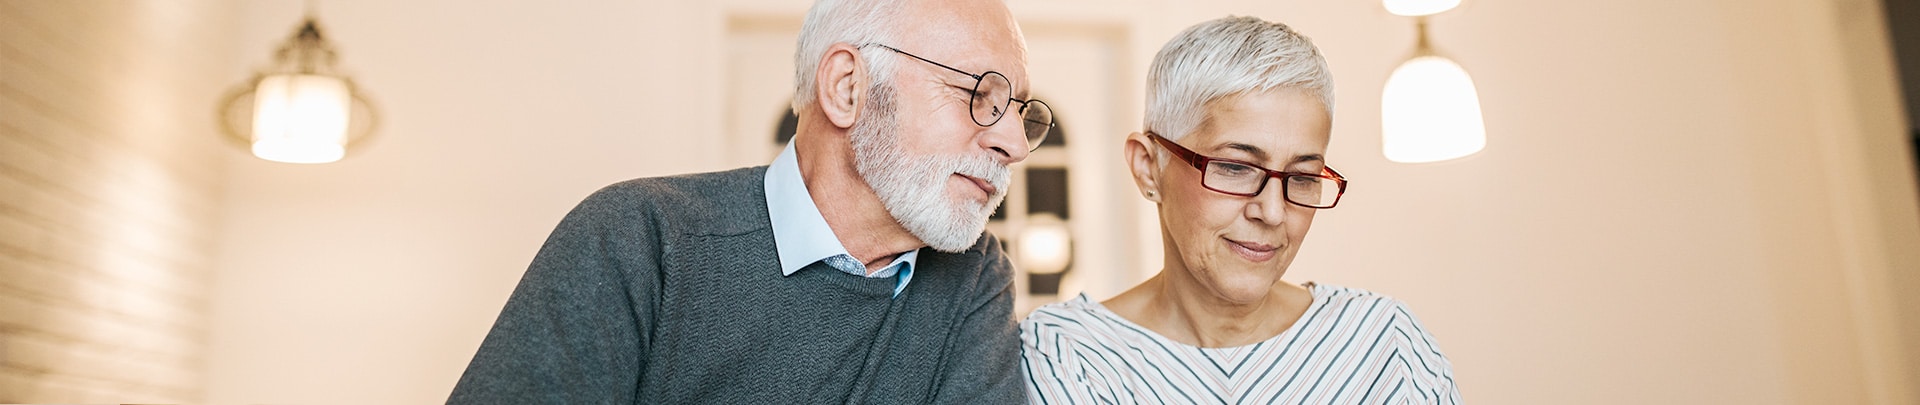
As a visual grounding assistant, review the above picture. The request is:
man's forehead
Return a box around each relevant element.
[892,0,1027,64]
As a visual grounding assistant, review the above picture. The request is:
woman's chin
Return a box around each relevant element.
[1204,276,1279,304]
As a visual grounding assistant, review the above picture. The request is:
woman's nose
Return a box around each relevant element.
[1244,178,1289,225]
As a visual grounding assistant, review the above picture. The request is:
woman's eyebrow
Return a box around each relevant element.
[1213,143,1270,162]
[1213,143,1325,167]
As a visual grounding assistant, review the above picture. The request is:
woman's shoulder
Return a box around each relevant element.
[1303,283,1441,331]
[1020,294,1110,331]
[1021,294,1157,346]
[1304,283,1449,348]
[1309,283,1415,311]
[1303,283,1461,394]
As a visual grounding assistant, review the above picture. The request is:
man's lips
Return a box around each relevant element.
[961,174,997,197]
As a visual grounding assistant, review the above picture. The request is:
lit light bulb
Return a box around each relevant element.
[1018,213,1072,275]
[251,74,351,164]
[1381,55,1485,163]
[1384,0,1461,17]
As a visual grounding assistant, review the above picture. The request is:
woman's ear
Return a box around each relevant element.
[814,43,864,129]
[1123,132,1163,203]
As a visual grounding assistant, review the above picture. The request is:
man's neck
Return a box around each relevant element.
[794,135,926,273]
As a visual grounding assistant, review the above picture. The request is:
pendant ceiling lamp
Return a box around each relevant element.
[1017,213,1072,275]
[1381,0,1485,163]
[220,17,377,164]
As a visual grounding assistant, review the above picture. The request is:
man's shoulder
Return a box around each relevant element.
[909,230,1015,301]
[564,166,771,233]
[592,166,767,205]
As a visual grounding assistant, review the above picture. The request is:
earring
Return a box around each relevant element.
[1145,191,1156,198]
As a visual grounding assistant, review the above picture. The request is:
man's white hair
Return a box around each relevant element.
[792,0,903,113]
[1145,16,1334,142]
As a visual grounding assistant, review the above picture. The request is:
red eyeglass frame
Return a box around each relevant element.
[1148,132,1349,208]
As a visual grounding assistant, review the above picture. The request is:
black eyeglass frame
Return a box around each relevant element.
[1147,132,1349,209]
[865,43,1055,151]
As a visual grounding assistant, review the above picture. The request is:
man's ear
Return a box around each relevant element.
[814,43,864,130]
[1124,132,1163,203]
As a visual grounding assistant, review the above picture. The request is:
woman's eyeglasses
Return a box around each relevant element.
[1149,133,1348,209]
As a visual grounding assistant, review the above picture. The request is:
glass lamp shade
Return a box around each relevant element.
[1017,213,1072,275]
[1383,0,1461,16]
[1381,55,1485,163]
[250,74,351,164]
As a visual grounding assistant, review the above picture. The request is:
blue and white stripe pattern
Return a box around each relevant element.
[1020,283,1461,404]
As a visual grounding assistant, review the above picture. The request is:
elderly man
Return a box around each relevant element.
[447,0,1048,403]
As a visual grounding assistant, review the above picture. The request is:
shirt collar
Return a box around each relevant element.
[765,142,919,277]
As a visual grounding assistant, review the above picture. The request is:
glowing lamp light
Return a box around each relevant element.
[1384,0,1461,17]
[1381,55,1485,163]
[1381,0,1484,164]
[1017,214,1072,275]
[220,18,376,164]
[251,74,351,163]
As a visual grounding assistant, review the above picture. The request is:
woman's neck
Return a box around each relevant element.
[1106,271,1312,348]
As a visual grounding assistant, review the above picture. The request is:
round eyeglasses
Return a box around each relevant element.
[868,44,1055,151]
[1148,133,1349,209]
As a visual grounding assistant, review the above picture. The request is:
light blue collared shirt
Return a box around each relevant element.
[765,142,917,297]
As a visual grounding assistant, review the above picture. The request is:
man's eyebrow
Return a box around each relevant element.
[1290,154,1325,165]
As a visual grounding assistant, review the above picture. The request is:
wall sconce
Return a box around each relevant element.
[1381,0,1485,163]
[1017,213,1072,275]
[220,17,377,164]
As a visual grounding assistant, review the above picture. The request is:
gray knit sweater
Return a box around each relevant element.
[447,167,1025,404]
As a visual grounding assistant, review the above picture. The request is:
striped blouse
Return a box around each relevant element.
[1019,283,1461,404]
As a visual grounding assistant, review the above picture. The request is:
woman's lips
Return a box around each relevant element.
[1225,237,1278,262]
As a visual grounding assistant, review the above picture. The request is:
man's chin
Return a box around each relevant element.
[913,211,989,253]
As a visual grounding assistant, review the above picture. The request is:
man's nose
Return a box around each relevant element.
[977,109,1031,164]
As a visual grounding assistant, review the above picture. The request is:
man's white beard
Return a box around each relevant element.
[849,82,1010,253]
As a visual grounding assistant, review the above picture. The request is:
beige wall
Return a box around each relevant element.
[2,0,1911,403]
[1286,0,1920,402]
[0,0,240,402]
[203,1,728,403]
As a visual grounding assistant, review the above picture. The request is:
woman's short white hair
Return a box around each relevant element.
[791,0,902,112]
[1145,16,1334,142]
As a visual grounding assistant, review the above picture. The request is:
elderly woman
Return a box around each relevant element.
[1020,16,1461,404]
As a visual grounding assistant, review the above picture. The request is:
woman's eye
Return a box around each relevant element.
[1210,163,1256,176]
